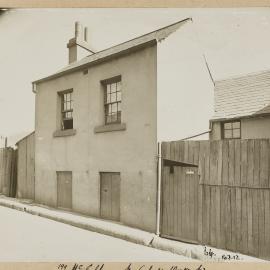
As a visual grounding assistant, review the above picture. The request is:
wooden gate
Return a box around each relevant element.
[161,164,199,243]
[57,171,72,209]
[100,172,120,222]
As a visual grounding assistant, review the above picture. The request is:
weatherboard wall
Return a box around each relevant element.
[157,21,214,142]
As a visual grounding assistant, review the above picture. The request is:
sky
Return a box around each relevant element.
[1,8,270,145]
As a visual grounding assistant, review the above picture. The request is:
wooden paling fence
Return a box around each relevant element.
[161,139,270,260]
[0,147,17,197]
[16,132,35,200]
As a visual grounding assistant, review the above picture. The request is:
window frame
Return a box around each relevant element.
[58,89,74,131]
[101,75,122,125]
[221,120,241,139]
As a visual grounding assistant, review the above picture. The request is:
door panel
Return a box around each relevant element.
[100,172,120,221]
[161,166,199,243]
[111,173,120,221]
[100,173,112,219]
[57,171,72,209]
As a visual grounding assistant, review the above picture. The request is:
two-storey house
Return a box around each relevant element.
[32,18,192,232]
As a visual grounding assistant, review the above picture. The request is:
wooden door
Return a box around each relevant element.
[161,166,199,243]
[100,172,120,221]
[57,171,72,209]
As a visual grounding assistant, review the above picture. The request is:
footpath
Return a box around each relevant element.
[0,195,265,262]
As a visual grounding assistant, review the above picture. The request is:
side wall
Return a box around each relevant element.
[34,45,157,232]
[16,132,35,200]
[241,116,270,139]
[210,115,270,140]
[157,22,214,142]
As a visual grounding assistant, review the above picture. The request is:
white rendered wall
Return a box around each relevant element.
[157,22,214,142]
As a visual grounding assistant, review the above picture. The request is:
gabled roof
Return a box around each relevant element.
[33,18,191,85]
[211,69,270,121]
[15,131,35,146]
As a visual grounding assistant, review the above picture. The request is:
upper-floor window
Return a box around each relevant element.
[59,89,73,130]
[222,120,241,139]
[103,76,122,125]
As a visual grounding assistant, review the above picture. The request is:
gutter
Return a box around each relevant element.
[32,83,37,94]
[210,112,270,123]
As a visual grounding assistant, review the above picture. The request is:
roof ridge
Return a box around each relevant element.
[215,68,270,83]
[33,18,192,84]
[84,17,192,58]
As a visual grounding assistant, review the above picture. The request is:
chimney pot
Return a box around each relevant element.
[84,27,88,42]
[75,21,83,39]
[68,22,93,64]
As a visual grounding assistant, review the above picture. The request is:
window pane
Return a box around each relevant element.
[117,111,121,121]
[106,115,111,123]
[117,102,121,112]
[117,91,121,101]
[105,104,109,115]
[108,104,112,114]
[106,93,110,104]
[117,81,121,91]
[224,122,232,129]
[107,84,111,94]
[63,112,71,119]
[111,92,116,103]
[232,121,240,129]
[111,83,116,93]
[233,128,240,138]
[63,119,73,130]
[224,129,232,138]
[111,113,117,122]
[112,103,117,113]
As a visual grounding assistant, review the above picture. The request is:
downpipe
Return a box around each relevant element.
[156,142,162,236]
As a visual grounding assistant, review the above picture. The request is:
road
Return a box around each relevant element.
[0,206,193,262]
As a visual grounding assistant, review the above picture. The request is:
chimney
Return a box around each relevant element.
[75,21,83,40]
[67,22,95,64]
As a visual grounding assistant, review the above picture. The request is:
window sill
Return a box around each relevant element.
[53,129,76,137]
[94,123,126,133]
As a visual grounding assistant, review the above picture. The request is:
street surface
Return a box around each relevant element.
[0,206,193,261]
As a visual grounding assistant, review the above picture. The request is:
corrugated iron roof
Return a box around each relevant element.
[33,18,191,85]
[211,69,270,121]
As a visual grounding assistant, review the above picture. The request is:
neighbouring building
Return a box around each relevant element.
[16,131,35,200]
[31,19,197,232]
[210,70,270,140]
